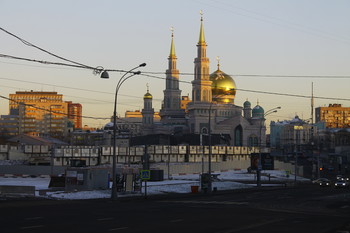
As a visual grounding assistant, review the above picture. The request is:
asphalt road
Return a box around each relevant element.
[1,185,349,233]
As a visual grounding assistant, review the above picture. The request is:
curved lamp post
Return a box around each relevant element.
[257,106,281,187]
[101,63,146,200]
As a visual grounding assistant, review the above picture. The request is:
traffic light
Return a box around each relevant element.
[319,167,323,171]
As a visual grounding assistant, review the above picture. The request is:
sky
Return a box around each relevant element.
[1,0,350,128]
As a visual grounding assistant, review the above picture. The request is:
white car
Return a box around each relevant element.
[334,180,349,188]
[336,175,350,182]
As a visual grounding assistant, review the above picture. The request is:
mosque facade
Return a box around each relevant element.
[139,14,267,147]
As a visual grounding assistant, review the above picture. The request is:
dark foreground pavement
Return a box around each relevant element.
[1,185,349,233]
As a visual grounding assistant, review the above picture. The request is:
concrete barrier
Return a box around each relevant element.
[0,185,35,197]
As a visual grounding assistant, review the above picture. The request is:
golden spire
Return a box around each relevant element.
[198,10,206,45]
[169,26,176,58]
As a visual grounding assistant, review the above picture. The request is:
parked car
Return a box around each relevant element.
[336,175,350,181]
[336,175,344,181]
[334,180,349,189]
[312,178,330,184]
[319,179,331,187]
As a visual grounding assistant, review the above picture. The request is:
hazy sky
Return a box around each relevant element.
[1,0,349,128]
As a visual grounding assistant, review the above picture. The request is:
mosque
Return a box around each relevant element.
[105,14,267,147]
[137,14,267,147]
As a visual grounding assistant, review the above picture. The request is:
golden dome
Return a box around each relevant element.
[144,92,152,99]
[210,64,236,103]
[144,84,153,99]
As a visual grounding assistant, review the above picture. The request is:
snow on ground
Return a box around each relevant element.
[0,170,309,200]
[0,177,50,190]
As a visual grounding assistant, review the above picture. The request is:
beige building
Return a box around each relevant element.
[9,91,71,138]
[316,104,350,128]
[125,110,160,119]
[270,116,316,153]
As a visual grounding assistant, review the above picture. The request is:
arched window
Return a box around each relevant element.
[248,137,253,147]
[248,135,259,147]
[254,137,258,146]
[234,125,243,146]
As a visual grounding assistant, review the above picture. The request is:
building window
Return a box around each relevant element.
[234,125,243,146]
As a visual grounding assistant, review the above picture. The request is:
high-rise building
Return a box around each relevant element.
[66,101,82,129]
[0,115,19,137]
[8,91,77,138]
[316,104,350,128]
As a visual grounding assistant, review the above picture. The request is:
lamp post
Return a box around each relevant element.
[208,101,214,193]
[101,63,146,200]
[294,125,303,185]
[257,106,281,188]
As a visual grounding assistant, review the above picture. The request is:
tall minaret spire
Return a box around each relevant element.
[160,27,184,123]
[198,10,206,45]
[192,10,212,103]
[169,26,176,58]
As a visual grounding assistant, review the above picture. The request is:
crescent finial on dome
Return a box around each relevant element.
[216,56,220,70]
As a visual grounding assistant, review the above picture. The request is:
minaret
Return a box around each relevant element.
[163,27,181,110]
[192,11,212,103]
[160,27,185,126]
[142,84,154,128]
[243,99,252,119]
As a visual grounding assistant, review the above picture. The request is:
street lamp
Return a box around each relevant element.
[294,125,303,185]
[101,63,146,200]
[257,106,281,188]
[208,101,214,193]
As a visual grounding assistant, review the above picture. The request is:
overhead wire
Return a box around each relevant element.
[194,0,350,45]
[2,54,350,79]
[140,73,350,101]
[0,53,90,69]
[0,26,97,70]
[0,76,162,102]
[0,94,109,120]
[0,95,149,125]
[1,26,349,110]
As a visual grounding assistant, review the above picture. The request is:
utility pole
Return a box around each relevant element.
[311,82,314,126]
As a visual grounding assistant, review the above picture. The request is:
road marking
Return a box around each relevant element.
[160,200,248,205]
[108,227,129,231]
[170,219,184,223]
[20,225,44,230]
[97,217,114,221]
